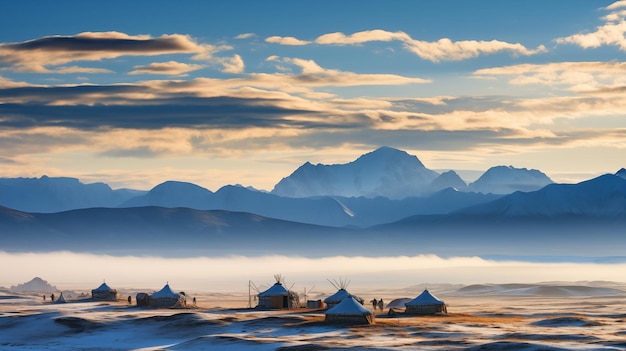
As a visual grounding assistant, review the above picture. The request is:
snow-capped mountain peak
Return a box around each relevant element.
[271,146,439,199]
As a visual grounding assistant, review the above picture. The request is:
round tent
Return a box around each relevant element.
[149,283,185,308]
[91,282,118,301]
[323,277,364,310]
[323,288,364,310]
[325,297,374,325]
[404,289,447,315]
[257,282,298,309]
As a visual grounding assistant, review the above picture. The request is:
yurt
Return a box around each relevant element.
[323,278,364,310]
[149,283,186,308]
[325,297,374,325]
[257,275,299,309]
[404,289,447,315]
[91,282,118,301]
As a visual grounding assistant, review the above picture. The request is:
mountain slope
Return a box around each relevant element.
[119,181,500,227]
[0,176,144,213]
[0,206,357,256]
[459,174,626,217]
[469,166,553,194]
[121,181,214,208]
[271,146,439,199]
[429,170,467,192]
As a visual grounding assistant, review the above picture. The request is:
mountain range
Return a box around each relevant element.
[0,146,624,257]
[0,147,551,215]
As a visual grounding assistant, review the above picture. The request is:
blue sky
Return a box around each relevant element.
[0,0,624,190]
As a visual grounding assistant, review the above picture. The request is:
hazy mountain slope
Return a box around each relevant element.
[469,166,553,194]
[119,181,500,227]
[336,189,501,227]
[0,176,144,213]
[363,173,626,257]
[272,146,439,199]
[0,206,357,256]
[459,174,626,217]
[120,181,214,208]
[429,170,467,192]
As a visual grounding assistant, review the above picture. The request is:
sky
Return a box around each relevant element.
[1,0,626,191]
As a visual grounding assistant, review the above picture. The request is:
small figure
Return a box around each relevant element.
[193,297,196,306]
[51,293,55,301]
[378,299,384,311]
[371,298,377,310]
[128,296,132,304]
[43,295,46,301]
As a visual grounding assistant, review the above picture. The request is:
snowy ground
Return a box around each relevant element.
[1,283,625,350]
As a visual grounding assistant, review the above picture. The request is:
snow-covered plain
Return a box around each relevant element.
[1,283,625,351]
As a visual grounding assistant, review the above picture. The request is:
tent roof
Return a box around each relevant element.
[258,282,289,297]
[151,283,181,299]
[405,289,445,306]
[93,282,114,292]
[324,288,351,303]
[54,292,66,304]
[326,297,372,316]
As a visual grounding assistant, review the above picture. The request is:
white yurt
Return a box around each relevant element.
[325,297,374,325]
[404,289,447,315]
[149,283,185,308]
[91,282,118,301]
[323,278,364,310]
[257,275,298,309]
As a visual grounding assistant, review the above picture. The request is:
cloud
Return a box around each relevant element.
[129,61,205,76]
[606,0,626,10]
[0,96,317,130]
[265,35,311,46]
[0,31,229,73]
[235,33,256,39]
[217,54,245,74]
[474,62,626,92]
[315,29,546,62]
[555,5,626,51]
[262,57,431,86]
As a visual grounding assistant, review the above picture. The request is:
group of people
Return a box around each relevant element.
[370,298,384,311]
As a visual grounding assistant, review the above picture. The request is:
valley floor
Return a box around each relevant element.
[1,285,626,350]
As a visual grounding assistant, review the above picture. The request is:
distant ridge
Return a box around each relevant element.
[0,176,145,212]
[10,277,57,292]
[459,173,626,217]
[469,165,553,194]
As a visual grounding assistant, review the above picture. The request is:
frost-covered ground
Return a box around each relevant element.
[1,283,625,351]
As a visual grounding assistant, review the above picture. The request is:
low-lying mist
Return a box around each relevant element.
[1,251,625,292]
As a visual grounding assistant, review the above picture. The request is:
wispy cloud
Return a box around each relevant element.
[129,61,205,76]
[313,29,546,62]
[556,3,626,51]
[0,31,230,73]
[265,35,311,46]
[262,56,431,86]
[235,33,256,40]
[474,61,626,92]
